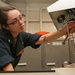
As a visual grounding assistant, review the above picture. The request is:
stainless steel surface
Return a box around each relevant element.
[0,68,75,75]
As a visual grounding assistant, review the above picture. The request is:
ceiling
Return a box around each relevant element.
[3,0,57,4]
[26,0,58,3]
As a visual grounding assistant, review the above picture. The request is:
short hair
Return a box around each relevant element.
[0,5,16,27]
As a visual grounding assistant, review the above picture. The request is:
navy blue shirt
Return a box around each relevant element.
[0,29,41,70]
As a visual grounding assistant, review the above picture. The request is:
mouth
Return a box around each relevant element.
[20,25,24,31]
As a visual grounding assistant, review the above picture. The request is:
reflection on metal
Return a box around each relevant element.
[18,63,27,67]
[52,42,62,46]
[47,63,56,66]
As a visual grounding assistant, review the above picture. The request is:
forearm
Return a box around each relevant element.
[36,28,66,44]
[43,29,66,43]
[36,22,75,44]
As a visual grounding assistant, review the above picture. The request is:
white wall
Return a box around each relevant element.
[6,0,57,33]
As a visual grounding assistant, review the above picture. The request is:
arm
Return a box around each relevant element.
[3,63,14,71]
[36,22,75,44]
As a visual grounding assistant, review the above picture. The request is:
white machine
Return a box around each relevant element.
[47,0,75,30]
[47,0,75,64]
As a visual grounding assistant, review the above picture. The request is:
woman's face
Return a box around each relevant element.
[6,10,25,34]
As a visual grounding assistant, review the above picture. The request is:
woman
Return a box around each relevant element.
[0,5,75,71]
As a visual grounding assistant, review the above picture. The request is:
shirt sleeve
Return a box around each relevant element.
[21,32,42,49]
[0,38,14,69]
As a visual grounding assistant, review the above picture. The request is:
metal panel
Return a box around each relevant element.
[42,40,70,69]
[15,46,42,71]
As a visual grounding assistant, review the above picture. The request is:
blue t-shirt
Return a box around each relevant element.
[0,29,41,70]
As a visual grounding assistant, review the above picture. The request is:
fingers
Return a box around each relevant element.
[69,26,75,33]
[68,22,75,27]
[68,22,75,33]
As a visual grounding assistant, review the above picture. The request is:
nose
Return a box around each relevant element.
[17,18,23,25]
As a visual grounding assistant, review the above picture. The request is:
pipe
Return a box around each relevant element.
[39,7,46,31]
[25,0,29,32]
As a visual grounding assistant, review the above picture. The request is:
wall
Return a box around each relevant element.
[6,0,57,33]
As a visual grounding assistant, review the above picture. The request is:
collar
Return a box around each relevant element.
[0,28,14,44]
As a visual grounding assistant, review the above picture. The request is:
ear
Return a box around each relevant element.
[2,25,9,30]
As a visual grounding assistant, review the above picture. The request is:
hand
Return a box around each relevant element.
[62,22,75,35]
[67,22,75,33]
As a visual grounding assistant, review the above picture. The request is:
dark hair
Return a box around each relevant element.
[0,5,16,27]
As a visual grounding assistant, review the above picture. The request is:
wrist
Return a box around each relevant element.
[59,28,67,36]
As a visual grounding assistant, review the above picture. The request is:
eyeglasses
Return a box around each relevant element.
[7,14,25,25]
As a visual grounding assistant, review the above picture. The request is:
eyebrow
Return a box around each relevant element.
[11,14,21,21]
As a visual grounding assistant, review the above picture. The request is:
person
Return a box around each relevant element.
[0,5,75,71]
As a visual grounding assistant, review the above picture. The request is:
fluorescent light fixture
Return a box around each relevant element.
[47,0,75,13]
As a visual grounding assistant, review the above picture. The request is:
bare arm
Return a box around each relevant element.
[36,22,75,44]
[36,30,64,44]
[3,63,14,71]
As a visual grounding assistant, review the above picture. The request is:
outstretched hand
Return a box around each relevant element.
[68,22,75,33]
[62,22,75,35]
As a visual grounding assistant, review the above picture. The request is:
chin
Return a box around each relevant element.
[20,29,25,32]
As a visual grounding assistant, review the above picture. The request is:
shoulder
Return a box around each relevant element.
[0,29,10,43]
[19,32,31,35]
[0,29,7,39]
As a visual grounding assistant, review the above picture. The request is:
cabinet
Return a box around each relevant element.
[15,39,70,71]
[44,40,70,69]
[15,46,42,71]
